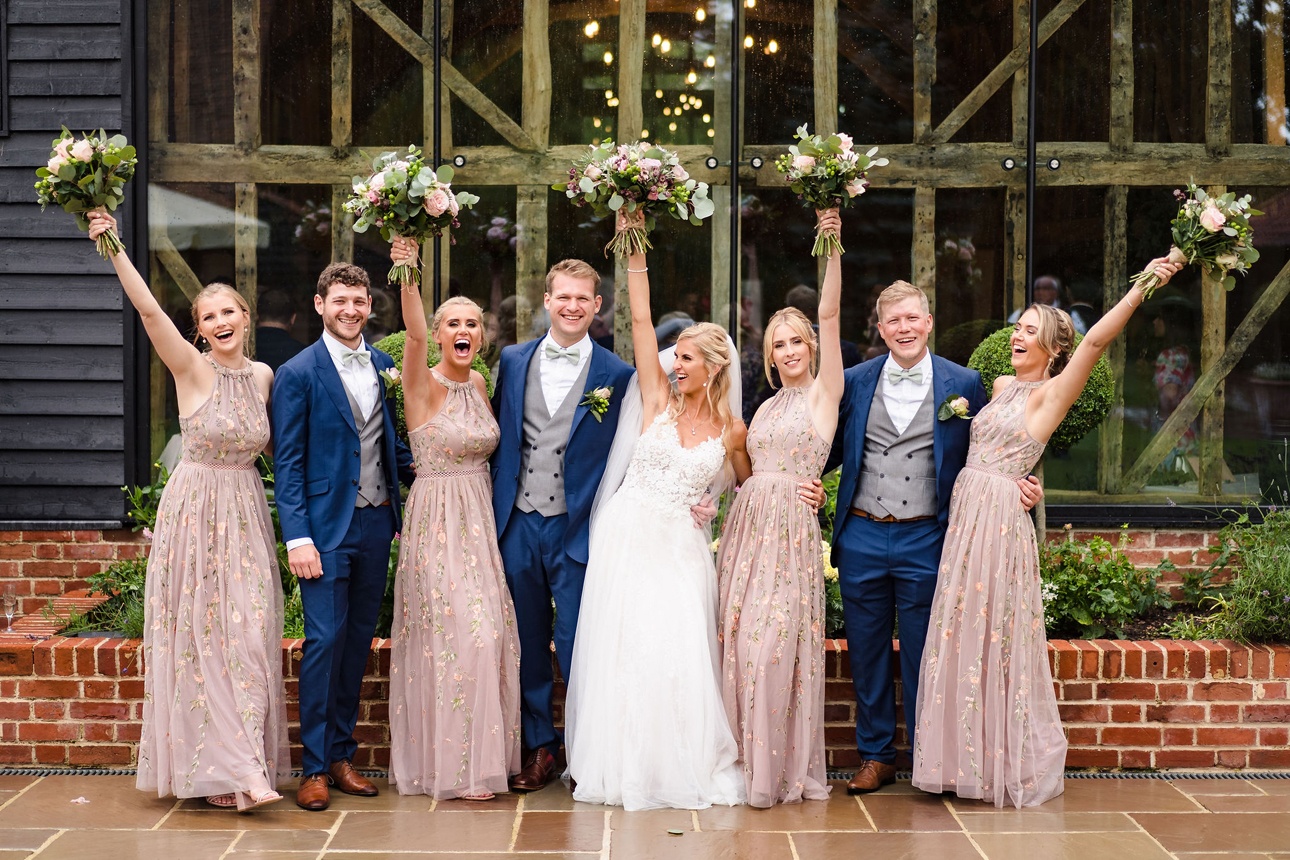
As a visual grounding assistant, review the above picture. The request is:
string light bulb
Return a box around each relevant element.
[584,21,599,37]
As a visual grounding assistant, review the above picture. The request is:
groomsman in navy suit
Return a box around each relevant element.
[492,259,636,791]
[272,262,415,810]
[830,281,1041,793]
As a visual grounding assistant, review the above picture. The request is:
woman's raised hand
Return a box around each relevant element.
[816,207,841,238]
[1143,255,1184,290]
[88,210,118,243]
[390,235,419,267]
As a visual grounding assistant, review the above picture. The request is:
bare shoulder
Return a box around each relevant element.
[992,374,1016,397]
[730,419,748,447]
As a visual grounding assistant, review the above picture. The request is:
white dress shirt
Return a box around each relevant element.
[538,332,593,416]
[285,332,380,553]
[881,350,934,435]
[322,330,380,419]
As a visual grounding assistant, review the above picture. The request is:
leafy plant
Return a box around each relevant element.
[968,327,1114,452]
[1040,525,1171,639]
[372,330,493,443]
[1184,509,1290,642]
[57,557,148,639]
[122,462,168,533]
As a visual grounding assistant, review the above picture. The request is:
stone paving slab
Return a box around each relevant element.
[0,775,1288,858]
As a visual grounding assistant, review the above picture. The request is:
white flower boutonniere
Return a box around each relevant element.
[379,367,401,398]
[937,394,970,421]
[579,386,614,422]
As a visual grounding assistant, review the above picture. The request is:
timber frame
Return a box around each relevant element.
[144,0,1290,501]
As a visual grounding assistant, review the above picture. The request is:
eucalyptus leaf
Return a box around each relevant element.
[436,164,455,183]
[609,193,624,210]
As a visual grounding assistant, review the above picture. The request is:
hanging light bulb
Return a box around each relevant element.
[655,88,664,98]
[767,39,779,54]
[664,107,673,116]
[702,113,711,123]
[661,38,672,53]
[743,35,754,49]
[605,89,614,100]
[705,55,716,68]
[592,117,602,128]
[686,70,697,84]
[669,122,678,132]
[584,20,600,38]
[707,128,716,138]
[695,8,706,22]
[603,51,614,64]
[746,0,756,7]
[652,33,662,47]
[641,129,650,138]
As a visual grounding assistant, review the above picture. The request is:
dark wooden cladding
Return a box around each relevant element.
[0,0,129,523]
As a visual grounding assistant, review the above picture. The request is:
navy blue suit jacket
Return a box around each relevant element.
[491,338,635,566]
[830,353,988,551]
[271,337,415,553]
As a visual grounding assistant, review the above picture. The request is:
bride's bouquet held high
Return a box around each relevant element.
[344,145,480,287]
[34,127,137,260]
[774,124,887,257]
[557,140,714,257]
[1130,182,1262,300]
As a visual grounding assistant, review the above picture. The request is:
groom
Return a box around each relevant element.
[273,262,415,810]
[831,281,1041,793]
[492,259,636,791]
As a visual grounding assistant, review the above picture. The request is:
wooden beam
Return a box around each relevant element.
[712,1,734,334]
[1109,0,1133,152]
[522,0,551,150]
[1198,188,1227,494]
[1011,0,1029,147]
[330,184,354,263]
[1098,186,1128,493]
[929,0,1088,145]
[235,183,259,355]
[232,0,261,152]
[1004,185,1027,316]
[614,0,647,363]
[913,185,935,327]
[350,0,540,151]
[1120,258,1290,492]
[815,0,838,137]
[514,185,548,345]
[1206,0,1233,157]
[149,140,1290,188]
[146,0,169,143]
[436,0,456,155]
[1265,0,1286,145]
[710,185,732,331]
[332,0,352,150]
[912,0,935,144]
[173,0,190,141]
[151,232,202,301]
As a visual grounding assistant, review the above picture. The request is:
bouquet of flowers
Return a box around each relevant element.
[1131,182,1262,299]
[774,124,887,257]
[34,127,137,259]
[557,140,714,257]
[343,145,480,287]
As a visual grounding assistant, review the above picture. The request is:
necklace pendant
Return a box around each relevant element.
[690,426,696,435]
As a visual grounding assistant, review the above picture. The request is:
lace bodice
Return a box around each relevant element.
[964,378,1046,479]
[618,413,726,514]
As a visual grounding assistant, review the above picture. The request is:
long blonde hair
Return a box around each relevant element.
[1028,303,1076,375]
[667,321,737,458]
[190,283,251,357]
[762,307,818,387]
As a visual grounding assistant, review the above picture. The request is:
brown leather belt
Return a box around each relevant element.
[849,506,935,524]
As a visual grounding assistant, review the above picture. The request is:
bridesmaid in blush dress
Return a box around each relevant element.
[386,237,521,799]
[912,255,1182,808]
[89,212,287,812]
[717,209,845,807]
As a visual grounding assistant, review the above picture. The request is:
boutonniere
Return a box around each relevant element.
[937,394,971,421]
[579,386,614,421]
[379,367,401,398]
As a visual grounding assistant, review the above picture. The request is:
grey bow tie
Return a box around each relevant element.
[544,342,580,364]
[340,348,371,367]
[887,366,922,385]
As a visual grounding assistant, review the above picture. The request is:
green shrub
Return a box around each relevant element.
[1186,510,1290,642]
[58,557,149,639]
[373,330,493,442]
[1040,525,1171,639]
[967,326,1114,452]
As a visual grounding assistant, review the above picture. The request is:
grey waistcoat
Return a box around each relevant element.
[851,378,937,519]
[343,383,389,508]
[516,351,592,516]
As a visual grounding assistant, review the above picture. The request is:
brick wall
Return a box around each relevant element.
[0,530,146,617]
[2,636,1286,771]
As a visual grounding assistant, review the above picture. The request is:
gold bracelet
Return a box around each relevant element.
[627,266,648,273]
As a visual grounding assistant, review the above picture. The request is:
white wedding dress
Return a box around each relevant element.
[565,413,746,810]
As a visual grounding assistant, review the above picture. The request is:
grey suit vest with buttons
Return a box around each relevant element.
[342,383,389,508]
[516,350,592,515]
[851,378,937,519]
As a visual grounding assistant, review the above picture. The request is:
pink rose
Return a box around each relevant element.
[835,132,854,152]
[424,188,450,217]
[673,165,689,181]
[845,178,867,198]
[47,154,68,174]
[369,172,386,190]
[1198,202,1226,233]
[54,138,73,159]
[447,191,460,216]
[70,139,95,162]
[792,155,816,172]
[584,163,602,180]
[366,190,379,203]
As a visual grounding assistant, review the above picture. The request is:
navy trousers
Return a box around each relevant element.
[834,515,944,764]
[498,508,585,753]
[297,504,395,776]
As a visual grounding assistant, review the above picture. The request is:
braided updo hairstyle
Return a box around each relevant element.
[1028,302,1076,376]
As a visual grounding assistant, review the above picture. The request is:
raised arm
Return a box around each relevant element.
[622,210,669,425]
[391,235,442,431]
[809,208,844,441]
[89,211,205,385]
[1028,255,1181,442]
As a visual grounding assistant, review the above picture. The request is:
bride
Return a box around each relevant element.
[563,212,749,810]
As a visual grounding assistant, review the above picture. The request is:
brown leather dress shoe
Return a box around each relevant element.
[509,747,556,793]
[846,759,897,794]
[328,759,379,797]
[296,773,331,810]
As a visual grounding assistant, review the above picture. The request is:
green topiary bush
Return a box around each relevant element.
[373,330,494,442]
[967,325,1114,452]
